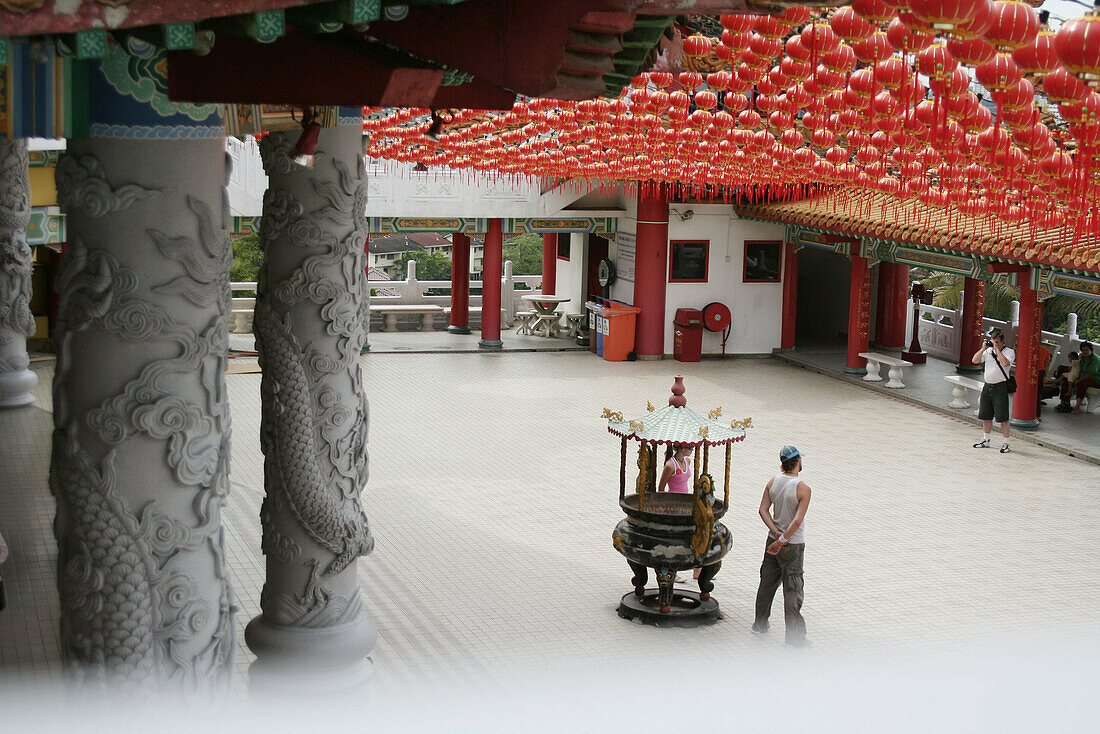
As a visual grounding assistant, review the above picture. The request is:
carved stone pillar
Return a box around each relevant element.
[0,139,38,408]
[51,138,234,691]
[246,125,376,684]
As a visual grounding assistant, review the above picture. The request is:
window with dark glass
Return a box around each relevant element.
[743,240,782,283]
[668,240,709,283]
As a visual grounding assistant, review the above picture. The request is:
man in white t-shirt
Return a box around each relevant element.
[972,328,1016,453]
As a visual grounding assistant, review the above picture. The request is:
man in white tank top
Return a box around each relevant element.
[751,445,812,646]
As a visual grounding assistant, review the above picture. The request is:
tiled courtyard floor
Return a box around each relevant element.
[2,350,1098,721]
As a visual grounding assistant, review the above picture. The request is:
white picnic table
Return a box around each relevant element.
[521,294,571,337]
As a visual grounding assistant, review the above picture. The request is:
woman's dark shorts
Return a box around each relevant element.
[978,381,1010,423]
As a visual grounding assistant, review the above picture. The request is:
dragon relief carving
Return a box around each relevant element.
[55,153,161,219]
[256,133,374,593]
[0,140,35,339]
[51,162,234,688]
[254,296,373,577]
[52,430,222,690]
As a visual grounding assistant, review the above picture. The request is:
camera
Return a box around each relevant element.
[985,340,993,348]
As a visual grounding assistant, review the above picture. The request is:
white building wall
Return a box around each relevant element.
[364,161,596,218]
[610,202,785,356]
[554,233,589,315]
[225,136,267,216]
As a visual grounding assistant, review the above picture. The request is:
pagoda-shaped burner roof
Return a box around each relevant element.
[605,376,748,447]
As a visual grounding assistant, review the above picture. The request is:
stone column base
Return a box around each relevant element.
[0,352,37,408]
[245,613,376,692]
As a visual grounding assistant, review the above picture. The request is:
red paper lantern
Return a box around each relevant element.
[769,110,795,130]
[750,33,784,60]
[887,17,934,53]
[831,6,875,42]
[684,35,713,57]
[695,91,719,110]
[721,14,757,34]
[1012,29,1058,76]
[853,33,893,64]
[679,72,704,90]
[822,44,857,73]
[780,6,815,28]
[1043,67,1089,103]
[875,57,911,90]
[852,0,898,25]
[916,42,958,81]
[792,147,818,166]
[975,53,1021,92]
[1054,8,1100,86]
[947,36,997,65]
[780,129,805,149]
[907,0,992,34]
[990,78,1034,112]
[756,14,787,39]
[984,0,1039,52]
[1059,93,1100,126]
[801,24,842,54]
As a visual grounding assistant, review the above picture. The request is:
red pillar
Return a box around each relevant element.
[957,276,986,374]
[875,262,909,348]
[780,242,799,349]
[633,183,669,359]
[448,232,471,335]
[479,219,503,349]
[1010,277,1041,429]
[845,255,872,373]
[542,233,557,295]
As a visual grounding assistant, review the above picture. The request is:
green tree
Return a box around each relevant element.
[392,250,452,281]
[502,233,543,275]
[230,233,263,282]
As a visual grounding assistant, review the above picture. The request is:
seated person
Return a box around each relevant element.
[1057,344,1099,413]
[1044,350,1075,402]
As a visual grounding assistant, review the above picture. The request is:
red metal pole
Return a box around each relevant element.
[845,254,872,374]
[479,219,503,349]
[449,232,471,334]
[1010,277,1041,429]
[957,276,986,374]
[780,241,799,349]
[633,183,669,359]
[541,233,557,295]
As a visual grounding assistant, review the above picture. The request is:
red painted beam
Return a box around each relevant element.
[168,31,517,109]
[367,0,598,97]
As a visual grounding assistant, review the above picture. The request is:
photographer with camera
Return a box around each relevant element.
[972,328,1015,453]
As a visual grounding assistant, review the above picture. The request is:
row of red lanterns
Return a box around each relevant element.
[362,3,1100,260]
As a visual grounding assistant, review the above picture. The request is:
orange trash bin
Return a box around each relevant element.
[598,303,642,362]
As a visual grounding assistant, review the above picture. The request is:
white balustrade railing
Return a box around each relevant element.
[230,259,545,333]
[911,295,1083,372]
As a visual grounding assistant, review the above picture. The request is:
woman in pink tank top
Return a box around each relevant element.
[658,444,693,494]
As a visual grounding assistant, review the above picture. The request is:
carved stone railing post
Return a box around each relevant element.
[51,138,234,692]
[0,139,38,408]
[246,125,376,685]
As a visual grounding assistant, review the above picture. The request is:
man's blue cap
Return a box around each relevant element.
[780,445,804,462]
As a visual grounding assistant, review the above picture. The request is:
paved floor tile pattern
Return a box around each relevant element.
[3,352,1099,696]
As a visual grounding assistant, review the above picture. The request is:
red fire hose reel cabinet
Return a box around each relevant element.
[673,308,704,362]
